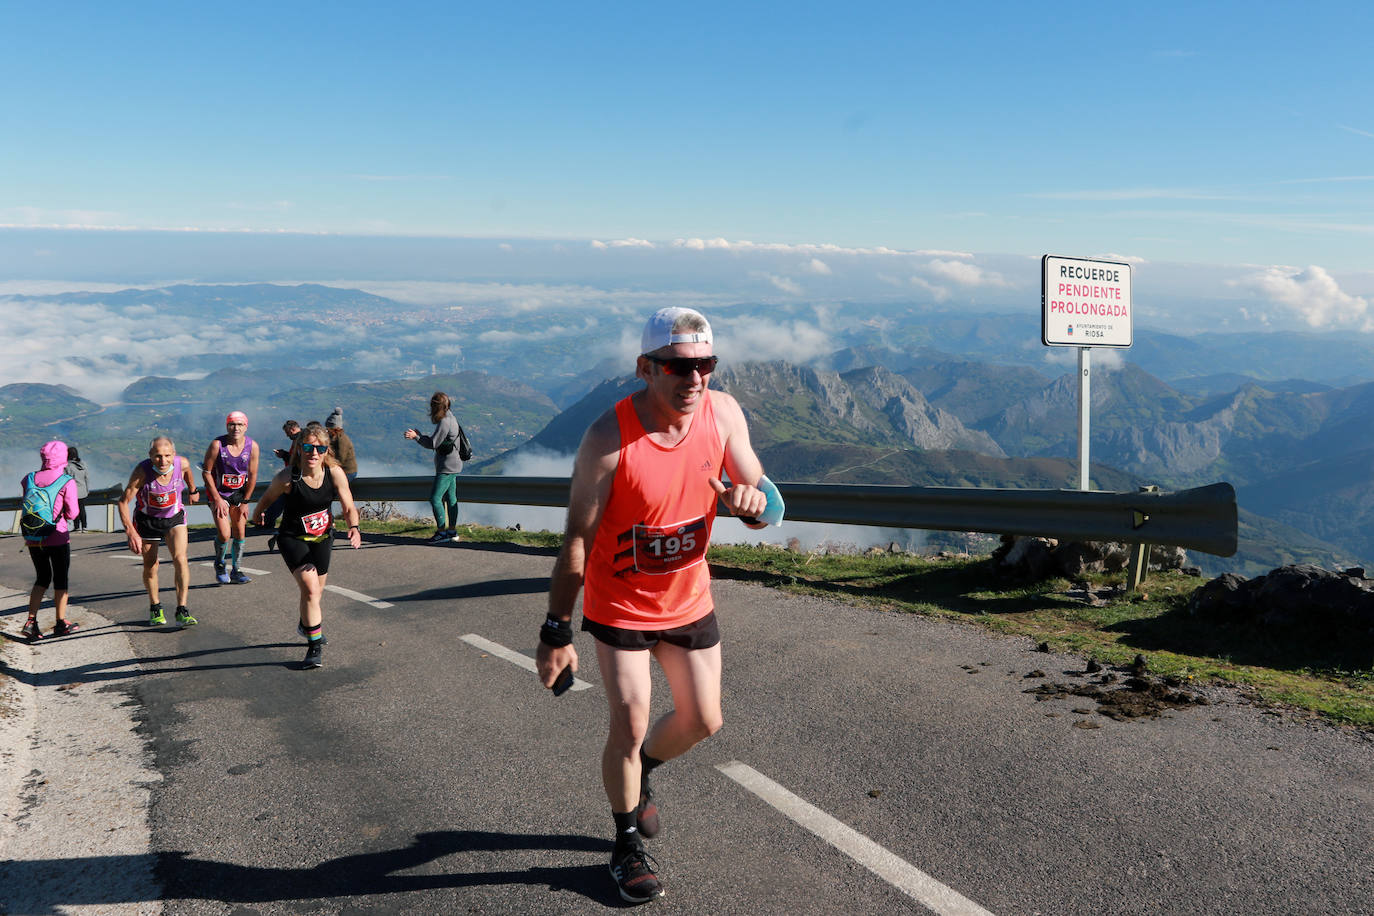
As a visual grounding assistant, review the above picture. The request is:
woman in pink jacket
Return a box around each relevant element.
[20,440,81,641]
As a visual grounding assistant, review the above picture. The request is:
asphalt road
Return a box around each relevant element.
[1,529,1371,916]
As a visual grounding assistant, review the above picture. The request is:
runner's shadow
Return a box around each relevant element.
[0,831,622,912]
[388,577,549,603]
[0,637,303,686]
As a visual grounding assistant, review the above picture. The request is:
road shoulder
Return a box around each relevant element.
[0,585,163,916]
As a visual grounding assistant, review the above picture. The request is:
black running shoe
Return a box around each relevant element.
[303,641,324,669]
[609,843,665,904]
[635,786,660,838]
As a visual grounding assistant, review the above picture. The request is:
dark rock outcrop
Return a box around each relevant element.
[1188,564,1374,640]
[992,535,1187,580]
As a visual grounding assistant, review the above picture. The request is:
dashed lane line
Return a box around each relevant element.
[716,761,995,916]
[322,584,394,610]
[459,633,593,692]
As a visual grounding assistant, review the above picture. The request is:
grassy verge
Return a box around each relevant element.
[359,517,1374,730]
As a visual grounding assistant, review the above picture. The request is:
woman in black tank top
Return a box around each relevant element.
[251,426,361,670]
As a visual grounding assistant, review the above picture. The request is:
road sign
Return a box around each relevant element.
[1042,255,1132,348]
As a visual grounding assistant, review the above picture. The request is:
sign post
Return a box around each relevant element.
[1041,255,1133,491]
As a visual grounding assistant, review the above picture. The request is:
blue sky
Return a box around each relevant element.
[2,2,1372,305]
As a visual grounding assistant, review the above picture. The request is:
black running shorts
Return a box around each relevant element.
[278,534,332,575]
[134,510,186,543]
[222,486,248,507]
[582,611,720,651]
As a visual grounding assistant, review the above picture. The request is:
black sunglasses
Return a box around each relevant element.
[301,443,329,454]
[645,355,719,377]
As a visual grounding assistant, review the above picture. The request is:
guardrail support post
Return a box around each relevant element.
[1126,542,1149,592]
[107,503,116,534]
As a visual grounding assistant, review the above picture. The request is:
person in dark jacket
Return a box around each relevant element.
[324,408,358,481]
[404,391,464,544]
[64,445,90,532]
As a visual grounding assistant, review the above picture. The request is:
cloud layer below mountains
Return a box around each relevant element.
[3,231,1373,404]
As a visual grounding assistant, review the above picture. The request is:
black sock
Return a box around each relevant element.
[613,811,640,849]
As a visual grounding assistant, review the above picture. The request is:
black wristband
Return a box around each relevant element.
[540,616,574,648]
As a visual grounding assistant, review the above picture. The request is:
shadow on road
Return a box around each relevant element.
[1,830,622,912]
[0,626,300,685]
[389,577,550,603]
[356,531,558,558]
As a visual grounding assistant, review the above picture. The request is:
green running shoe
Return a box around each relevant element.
[175,607,198,628]
[149,604,166,626]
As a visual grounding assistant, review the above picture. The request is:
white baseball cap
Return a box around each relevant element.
[640,307,713,354]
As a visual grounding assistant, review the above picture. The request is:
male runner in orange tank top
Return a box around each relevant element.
[537,307,769,904]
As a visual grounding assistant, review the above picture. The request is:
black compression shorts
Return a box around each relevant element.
[134,510,186,543]
[582,611,720,651]
[278,534,332,575]
[28,544,71,591]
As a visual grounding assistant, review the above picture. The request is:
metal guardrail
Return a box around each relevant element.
[4,475,1238,557]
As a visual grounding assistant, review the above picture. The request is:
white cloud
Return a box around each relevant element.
[752,272,803,295]
[591,238,655,249]
[924,259,1011,288]
[1096,253,1148,264]
[670,237,952,258]
[718,315,835,365]
[1232,265,1373,331]
[909,276,950,302]
[804,258,832,275]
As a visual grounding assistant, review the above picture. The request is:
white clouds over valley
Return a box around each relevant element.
[1233,265,1374,332]
[923,258,1012,289]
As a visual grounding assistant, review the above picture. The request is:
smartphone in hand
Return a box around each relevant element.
[552,665,575,696]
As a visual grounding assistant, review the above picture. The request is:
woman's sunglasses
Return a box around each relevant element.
[645,355,719,377]
[301,443,329,454]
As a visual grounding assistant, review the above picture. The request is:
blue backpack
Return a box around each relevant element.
[21,472,72,543]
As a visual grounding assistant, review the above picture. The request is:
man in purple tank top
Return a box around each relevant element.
[202,411,260,584]
[117,436,201,627]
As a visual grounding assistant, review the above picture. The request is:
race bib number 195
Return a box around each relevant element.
[630,517,708,575]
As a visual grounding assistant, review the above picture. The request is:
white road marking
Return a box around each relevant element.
[460,633,593,692]
[716,761,995,916]
[323,584,393,609]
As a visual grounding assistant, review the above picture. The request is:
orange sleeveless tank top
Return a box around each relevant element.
[583,391,724,630]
